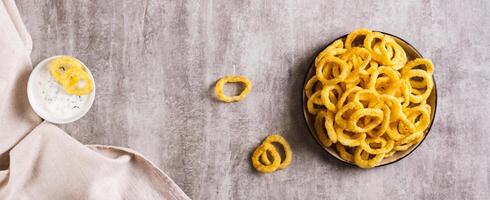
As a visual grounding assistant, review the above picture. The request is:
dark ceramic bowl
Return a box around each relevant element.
[302,32,437,167]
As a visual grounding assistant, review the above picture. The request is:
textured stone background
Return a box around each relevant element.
[16,0,489,199]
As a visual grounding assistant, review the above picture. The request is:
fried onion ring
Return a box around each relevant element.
[251,143,280,173]
[215,75,252,103]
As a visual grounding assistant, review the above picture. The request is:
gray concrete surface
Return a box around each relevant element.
[16,0,489,199]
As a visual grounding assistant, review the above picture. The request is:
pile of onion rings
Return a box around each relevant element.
[49,56,93,96]
[305,28,434,168]
[251,134,292,173]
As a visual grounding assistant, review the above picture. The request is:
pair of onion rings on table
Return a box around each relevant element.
[251,134,292,173]
[49,56,93,96]
[305,28,434,168]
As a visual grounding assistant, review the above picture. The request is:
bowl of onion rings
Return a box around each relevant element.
[302,29,437,168]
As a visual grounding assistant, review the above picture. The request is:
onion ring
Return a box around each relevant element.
[215,75,252,103]
[251,143,281,173]
[260,135,293,170]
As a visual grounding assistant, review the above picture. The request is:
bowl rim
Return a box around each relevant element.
[301,31,438,168]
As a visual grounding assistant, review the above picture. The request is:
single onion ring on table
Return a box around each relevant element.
[305,28,435,168]
[214,75,252,103]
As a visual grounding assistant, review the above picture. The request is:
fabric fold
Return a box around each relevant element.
[2,122,189,199]
[0,0,41,161]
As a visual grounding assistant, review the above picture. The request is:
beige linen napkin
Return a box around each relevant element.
[0,1,189,199]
